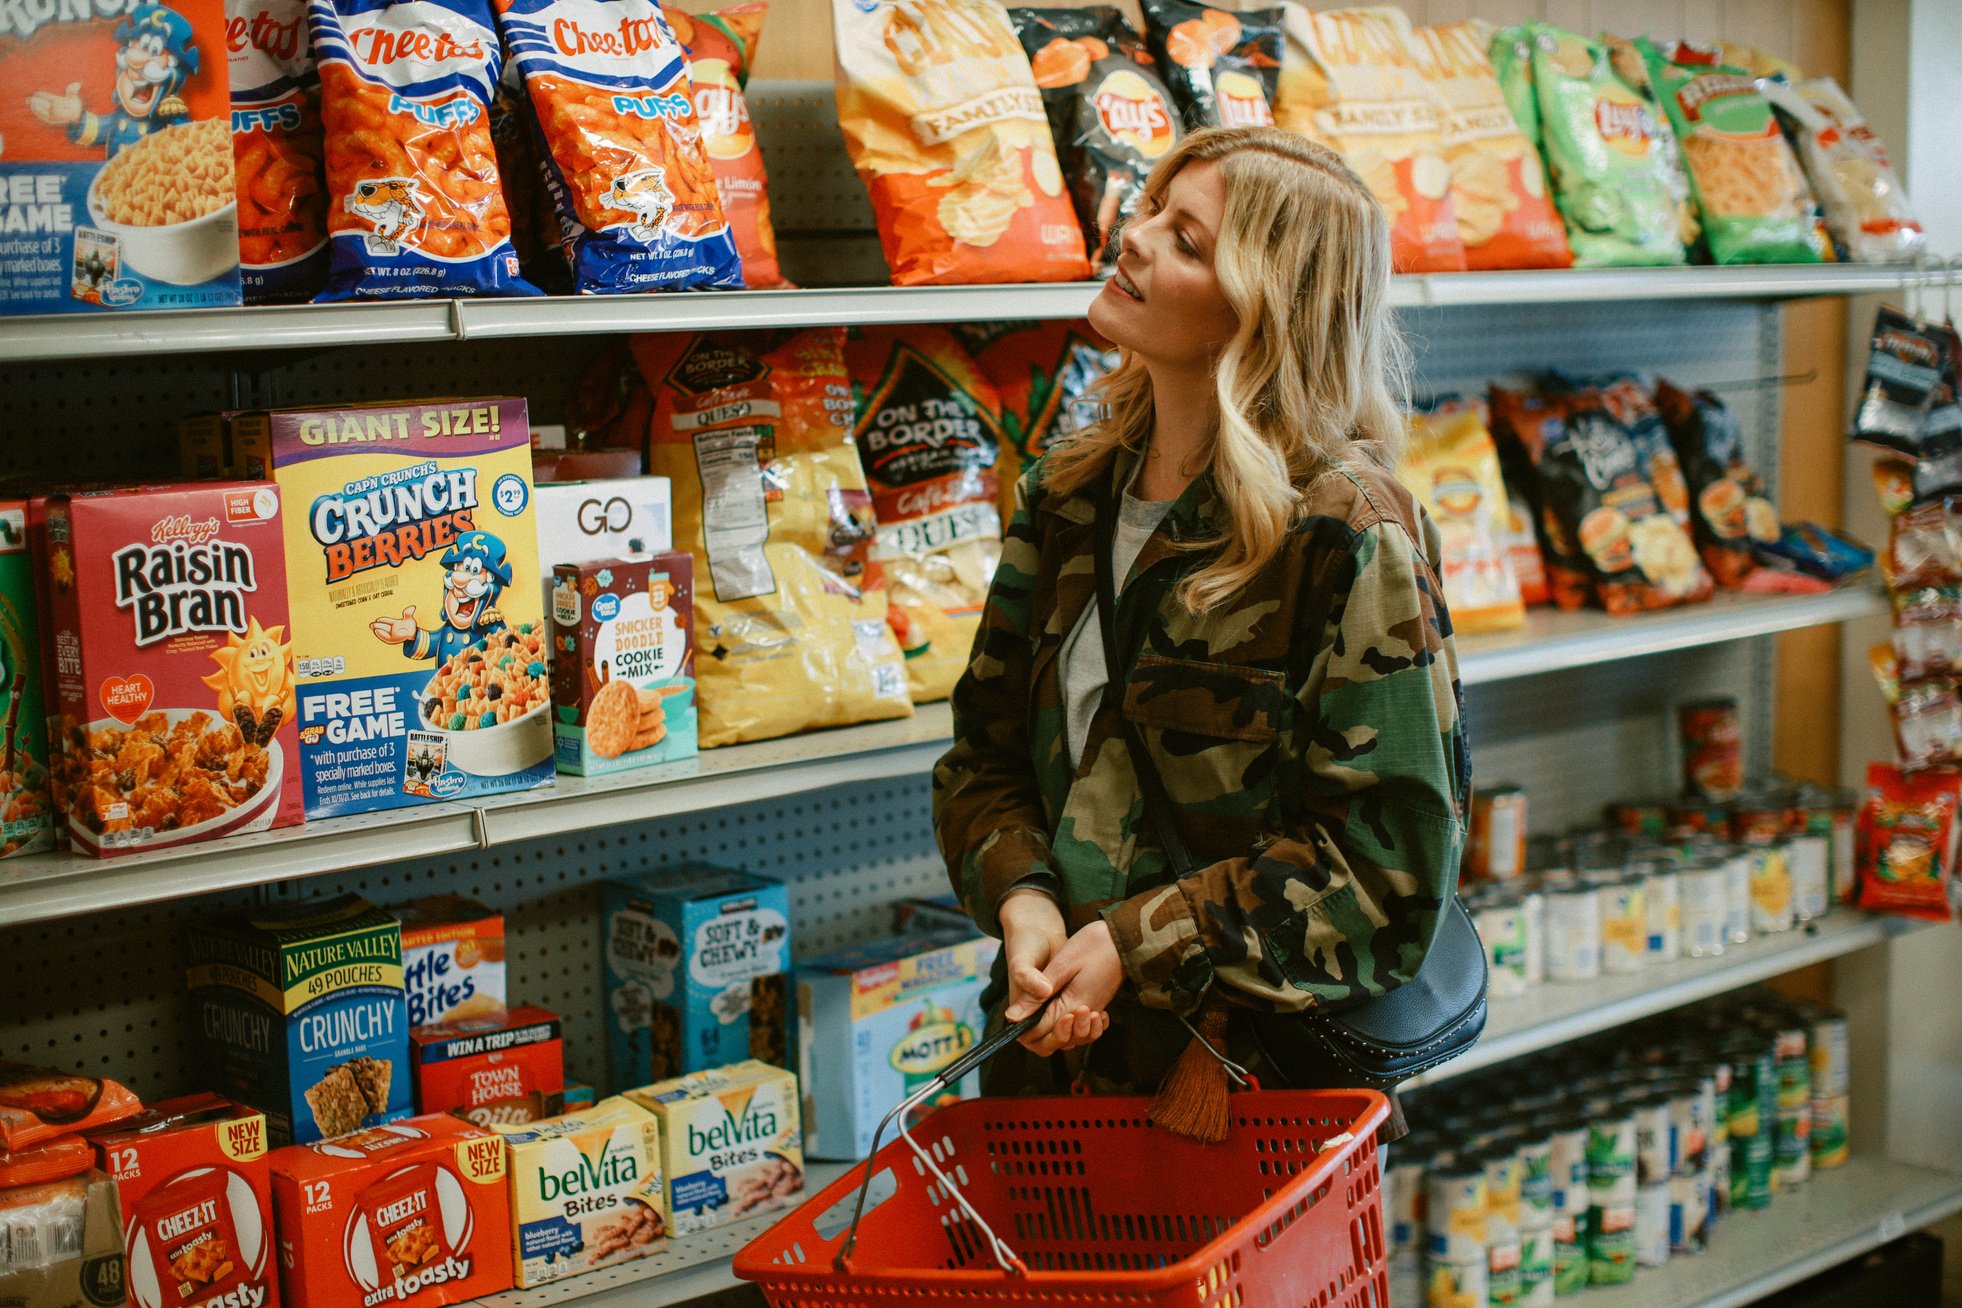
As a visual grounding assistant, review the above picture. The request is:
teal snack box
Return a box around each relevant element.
[186,893,413,1144]
[601,868,791,1092]
[549,553,697,775]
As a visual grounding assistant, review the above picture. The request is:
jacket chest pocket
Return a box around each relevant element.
[1121,653,1286,810]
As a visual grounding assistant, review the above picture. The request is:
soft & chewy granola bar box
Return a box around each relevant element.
[187,894,412,1145]
[239,398,553,818]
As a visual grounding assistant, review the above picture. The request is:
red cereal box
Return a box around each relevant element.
[268,1114,512,1308]
[39,483,302,856]
[409,1006,564,1126]
[89,1094,279,1308]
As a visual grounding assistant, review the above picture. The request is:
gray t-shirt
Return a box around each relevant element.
[1060,485,1174,769]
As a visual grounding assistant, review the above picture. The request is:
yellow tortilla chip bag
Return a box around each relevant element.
[1399,407,1526,633]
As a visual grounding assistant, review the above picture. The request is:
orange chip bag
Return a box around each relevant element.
[0,1064,141,1152]
[229,0,329,302]
[1276,4,1466,272]
[670,4,793,289]
[832,0,1091,287]
[955,319,1117,520]
[1407,20,1570,271]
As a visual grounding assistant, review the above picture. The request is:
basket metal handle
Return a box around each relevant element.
[834,997,1053,1275]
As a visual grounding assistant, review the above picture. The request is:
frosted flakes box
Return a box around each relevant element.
[622,1060,802,1237]
[186,893,413,1146]
[238,399,554,818]
[0,502,55,859]
[0,0,242,314]
[41,482,304,856]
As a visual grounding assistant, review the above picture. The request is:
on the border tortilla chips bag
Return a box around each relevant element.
[1409,19,1569,270]
[1636,38,1822,266]
[956,318,1118,519]
[1656,378,1779,587]
[634,327,914,745]
[1399,406,1525,633]
[230,0,330,303]
[1276,4,1465,273]
[1762,77,1924,265]
[846,325,1006,703]
[1527,26,1686,267]
[1140,0,1281,132]
[670,3,794,289]
[1010,6,1182,270]
[833,0,1090,287]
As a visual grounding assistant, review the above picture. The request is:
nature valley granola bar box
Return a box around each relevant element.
[268,1115,512,1308]
[0,502,54,858]
[623,1060,802,1237]
[187,894,412,1145]
[240,398,553,819]
[492,1097,665,1287]
[41,482,304,856]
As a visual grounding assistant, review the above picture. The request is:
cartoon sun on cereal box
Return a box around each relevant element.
[238,398,554,817]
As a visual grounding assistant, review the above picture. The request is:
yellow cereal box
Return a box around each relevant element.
[240,398,555,818]
[493,1097,666,1286]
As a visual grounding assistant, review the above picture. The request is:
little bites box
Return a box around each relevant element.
[186,894,412,1145]
[549,554,697,776]
[41,483,304,856]
[397,896,507,1029]
[89,1094,278,1308]
[240,399,553,818]
[268,1115,512,1308]
[492,1098,666,1287]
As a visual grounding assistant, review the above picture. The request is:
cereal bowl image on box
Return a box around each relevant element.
[66,708,286,855]
[413,624,553,780]
[85,133,241,286]
[124,1166,269,1308]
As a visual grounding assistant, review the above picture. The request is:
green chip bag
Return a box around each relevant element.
[1488,23,1541,148]
[1529,27,1685,267]
[1636,38,1823,265]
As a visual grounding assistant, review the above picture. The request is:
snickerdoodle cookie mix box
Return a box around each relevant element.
[548,554,696,776]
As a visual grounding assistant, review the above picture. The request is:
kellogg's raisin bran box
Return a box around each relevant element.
[237,399,553,818]
[41,483,303,856]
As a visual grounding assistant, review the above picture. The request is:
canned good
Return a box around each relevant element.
[1427,1257,1488,1308]
[1606,801,1668,839]
[1775,1105,1812,1187]
[1584,1104,1637,1207]
[1633,1095,1674,1187]
[1680,860,1727,957]
[1484,1147,1524,1251]
[1748,842,1796,934]
[1548,1121,1589,1223]
[1586,1203,1636,1286]
[1665,1075,1715,1177]
[1810,1094,1850,1170]
[1669,1172,1710,1254]
[1521,889,1546,986]
[1772,1022,1811,1111]
[1520,1226,1554,1307]
[1552,1226,1589,1296]
[1473,785,1529,881]
[1829,789,1858,904]
[1726,1042,1776,1211]
[1388,1151,1426,1256]
[1390,1252,1423,1308]
[1517,1134,1554,1229]
[1667,799,1723,842]
[1489,1242,1524,1307]
[1429,1163,1490,1265]
[1543,879,1602,982]
[1788,834,1831,922]
[1596,873,1647,975]
[1476,890,1531,1000]
[1722,848,1754,944]
[1809,1008,1850,1098]
[1732,787,1790,846]
[1643,865,1682,961]
[1679,697,1743,800]
[1634,1184,1671,1268]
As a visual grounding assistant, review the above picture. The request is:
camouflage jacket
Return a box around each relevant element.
[932,446,1470,1095]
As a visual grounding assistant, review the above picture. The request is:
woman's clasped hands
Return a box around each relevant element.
[999,887,1126,1056]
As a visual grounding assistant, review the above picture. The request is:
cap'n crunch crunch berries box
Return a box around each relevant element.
[41,482,304,856]
[238,399,554,818]
[268,1115,513,1308]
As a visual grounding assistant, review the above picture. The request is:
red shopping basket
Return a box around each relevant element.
[734,1022,1392,1308]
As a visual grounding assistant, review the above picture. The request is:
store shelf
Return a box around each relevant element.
[1408,911,1923,1089]
[1584,1155,1962,1308]
[0,263,1943,362]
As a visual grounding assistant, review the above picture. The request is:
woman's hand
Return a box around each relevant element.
[1017,920,1125,1057]
[999,888,1068,1028]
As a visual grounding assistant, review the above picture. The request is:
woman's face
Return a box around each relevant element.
[1088,159,1239,371]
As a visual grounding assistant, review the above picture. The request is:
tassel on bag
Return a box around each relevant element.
[1149,1001,1233,1143]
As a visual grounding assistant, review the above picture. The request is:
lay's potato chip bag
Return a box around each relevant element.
[492,0,743,293]
[1399,406,1525,633]
[1139,0,1281,132]
[833,0,1090,287]
[670,3,793,289]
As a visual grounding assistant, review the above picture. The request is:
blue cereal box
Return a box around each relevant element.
[186,893,413,1145]
[601,868,790,1092]
[241,398,556,817]
[796,934,998,1160]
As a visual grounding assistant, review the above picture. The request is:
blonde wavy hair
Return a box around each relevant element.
[1044,126,1411,613]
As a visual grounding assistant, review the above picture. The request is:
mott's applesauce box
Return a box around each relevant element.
[798,934,997,1160]
[186,894,412,1145]
[493,1097,666,1287]
[0,502,54,859]
[241,399,554,817]
[0,0,243,315]
[623,1060,802,1237]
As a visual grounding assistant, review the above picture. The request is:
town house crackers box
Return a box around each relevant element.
[0,0,242,314]
[187,894,413,1145]
[239,399,554,818]
[549,554,696,776]
[41,483,304,856]
[0,501,54,858]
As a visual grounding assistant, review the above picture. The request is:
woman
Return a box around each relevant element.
[931,127,1470,1130]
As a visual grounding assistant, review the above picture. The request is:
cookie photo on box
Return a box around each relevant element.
[550,554,697,776]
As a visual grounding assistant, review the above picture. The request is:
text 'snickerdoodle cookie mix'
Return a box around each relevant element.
[239,399,554,817]
[550,553,697,775]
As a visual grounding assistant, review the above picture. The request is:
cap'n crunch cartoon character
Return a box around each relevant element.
[26,1,202,158]
[368,532,513,665]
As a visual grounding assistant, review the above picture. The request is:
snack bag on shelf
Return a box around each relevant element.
[229,0,329,302]
[1526,27,1687,267]
[1582,373,1694,530]
[410,1005,565,1124]
[0,1066,141,1152]
[1893,586,1962,683]
[1893,680,1962,773]
[243,398,555,816]
[0,1171,121,1306]
[0,0,241,316]
[308,0,538,299]
[0,504,54,859]
[488,58,567,293]
[1397,406,1525,633]
[1485,25,1538,147]
[622,1060,803,1237]
[1494,461,1550,606]
[832,0,1089,287]
[1655,380,1778,587]
[1487,386,1593,610]
[1635,40,1823,266]
[845,324,1005,704]
[550,553,698,774]
[491,0,743,294]
[633,328,912,746]
[1852,762,1960,920]
[1597,35,1703,255]
[397,894,507,1028]
[1274,4,1465,273]
[670,4,793,289]
[41,482,305,856]
[1673,39,1800,83]
[1761,77,1924,265]
[494,1098,665,1286]
[1886,501,1957,592]
[1009,6,1182,271]
[956,319,1118,520]
[1852,306,1946,455]
[1408,20,1571,271]
[1139,0,1281,132]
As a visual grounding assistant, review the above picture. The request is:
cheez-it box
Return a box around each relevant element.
[268,1115,512,1308]
[41,483,303,856]
[89,1094,278,1308]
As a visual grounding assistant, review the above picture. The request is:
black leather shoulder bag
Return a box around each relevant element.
[1092,470,1486,1090]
